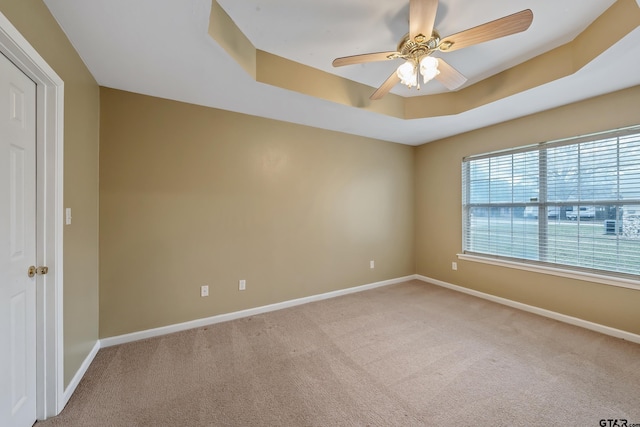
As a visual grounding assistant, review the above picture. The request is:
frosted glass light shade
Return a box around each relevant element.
[419,57,440,83]
[396,61,417,88]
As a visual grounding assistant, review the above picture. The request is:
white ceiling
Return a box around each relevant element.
[42,0,640,145]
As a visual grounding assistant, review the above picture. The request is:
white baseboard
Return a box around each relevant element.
[61,340,100,408]
[100,275,417,348]
[416,274,640,345]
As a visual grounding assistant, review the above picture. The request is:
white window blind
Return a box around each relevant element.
[462,126,640,279]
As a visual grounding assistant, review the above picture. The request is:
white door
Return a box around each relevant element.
[0,51,37,427]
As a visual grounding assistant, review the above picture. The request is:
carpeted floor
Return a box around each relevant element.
[38,280,640,426]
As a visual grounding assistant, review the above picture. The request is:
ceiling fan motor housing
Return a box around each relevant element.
[398,30,441,60]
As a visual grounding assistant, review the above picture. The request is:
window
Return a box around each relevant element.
[462,126,640,280]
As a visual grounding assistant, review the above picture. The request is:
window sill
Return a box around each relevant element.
[457,253,640,291]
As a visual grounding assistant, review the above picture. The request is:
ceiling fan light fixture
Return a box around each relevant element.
[419,56,440,83]
[397,60,418,88]
[396,56,441,90]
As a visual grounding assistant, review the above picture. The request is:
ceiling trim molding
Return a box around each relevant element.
[209,0,640,120]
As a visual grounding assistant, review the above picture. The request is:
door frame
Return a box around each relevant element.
[0,11,64,420]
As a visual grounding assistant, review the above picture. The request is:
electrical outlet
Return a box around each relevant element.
[239,279,246,291]
[370,260,375,269]
[200,285,209,297]
[452,262,458,271]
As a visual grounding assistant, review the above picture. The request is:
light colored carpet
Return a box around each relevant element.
[38,280,640,426]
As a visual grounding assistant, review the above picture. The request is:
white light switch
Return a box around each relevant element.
[65,208,72,225]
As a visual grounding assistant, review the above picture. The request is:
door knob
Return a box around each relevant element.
[27,266,48,278]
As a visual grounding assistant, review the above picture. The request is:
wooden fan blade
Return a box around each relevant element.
[410,0,439,41]
[439,9,533,52]
[332,51,399,67]
[434,58,467,90]
[370,72,401,100]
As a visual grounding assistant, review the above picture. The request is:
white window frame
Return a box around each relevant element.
[461,125,640,291]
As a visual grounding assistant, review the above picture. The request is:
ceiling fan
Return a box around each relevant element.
[332,0,533,100]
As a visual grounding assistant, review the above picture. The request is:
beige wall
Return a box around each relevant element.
[99,88,415,338]
[416,85,640,335]
[0,1,100,386]
[3,1,637,384]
